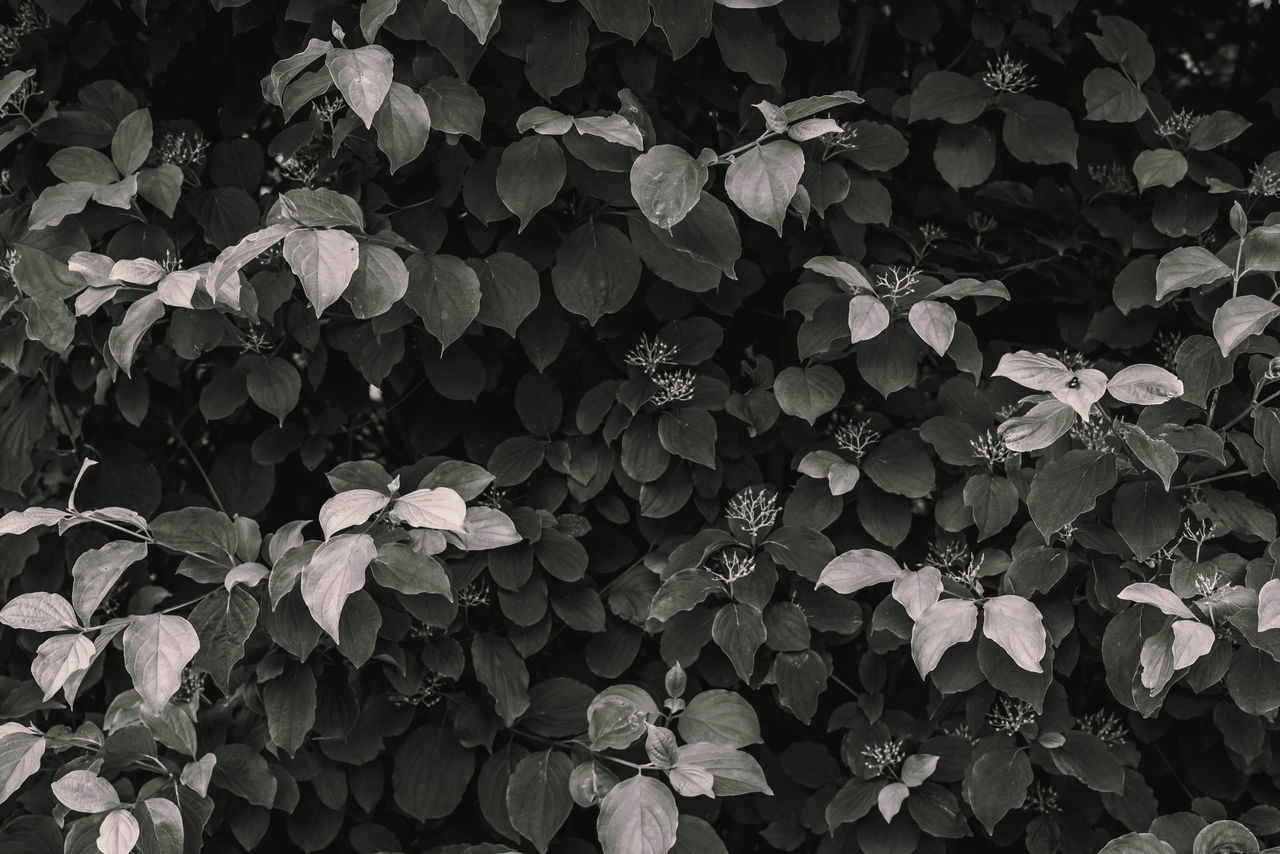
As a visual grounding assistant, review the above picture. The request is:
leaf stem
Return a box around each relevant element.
[1172,469,1249,491]
[1217,388,1280,432]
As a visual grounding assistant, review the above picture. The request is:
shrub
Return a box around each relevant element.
[0,1,1279,853]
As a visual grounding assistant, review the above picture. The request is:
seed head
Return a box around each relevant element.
[987,696,1037,734]
[624,333,680,375]
[725,487,780,538]
[834,418,879,460]
[651,369,697,407]
[982,55,1036,94]
[860,738,906,775]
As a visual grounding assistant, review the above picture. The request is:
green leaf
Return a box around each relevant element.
[574,114,644,149]
[473,252,540,335]
[817,548,903,593]
[326,45,395,128]
[630,145,708,229]
[345,243,409,319]
[28,182,97,230]
[0,729,46,806]
[389,487,466,531]
[393,723,475,820]
[1112,481,1181,559]
[712,603,766,680]
[0,592,80,631]
[122,614,199,712]
[1107,364,1184,405]
[404,253,482,350]
[597,776,678,854]
[473,633,530,724]
[827,778,885,830]
[373,82,432,173]
[713,6,785,87]
[262,661,316,756]
[1118,423,1179,490]
[773,365,843,425]
[907,300,956,356]
[1000,95,1078,167]
[651,0,713,58]
[138,797,184,854]
[1099,833,1177,854]
[49,147,117,185]
[443,0,501,43]
[245,356,301,425]
[106,292,164,376]
[982,595,1046,673]
[299,533,375,640]
[672,743,772,795]
[962,747,1032,834]
[1049,731,1124,793]
[52,770,121,813]
[496,136,565,232]
[1089,16,1155,83]
[658,409,717,468]
[1212,296,1280,356]
[1083,68,1147,123]
[1188,111,1251,151]
[188,586,258,692]
[909,71,990,123]
[1155,246,1231,299]
[911,599,978,676]
[933,124,996,189]
[847,294,889,343]
[269,188,366,230]
[964,473,1018,540]
[205,224,297,302]
[421,76,484,139]
[724,140,804,234]
[677,690,762,748]
[863,431,935,498]
[282,228,360,317]
[1027,449,1117,537]
[1258,579,1280,633]
[550,222,640,325]
[111,109,152,175]
[1134,149,1188,192]
[97,809,139,854]
[262,38,330,106]
[32,633,95,702]
[507,750,574,853]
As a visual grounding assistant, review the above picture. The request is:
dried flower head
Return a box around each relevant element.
[1080,710,1129,746]
[624,333,680,375]
[1156,108,1204,139]
[970,429,1012,467]
[834,418,879,460]
[709,548,756,583]
[390,672,451,708]
[651,369,697,407]
[1069,416,1111,451]
[925,540,971,570]
[0,75,39,118]
[920,222,949,243]
[458,579,491,608]
[1155,331,1183,370]
[153,130,209,168]
[875,266,920,308]
[277,144,325,187]
[982,55,1036,94]
[1248,164,1280,198]
[988,696,1038,734]
[171,665,206,705]
[861,738,906,775]
[0,247,18,284]
[1025,781,1061,814]
[1088,162,1136,195]
[821,120,859,153]
[725,487,780,538]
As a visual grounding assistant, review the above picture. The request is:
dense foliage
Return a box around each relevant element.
[1,0,1280,852]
